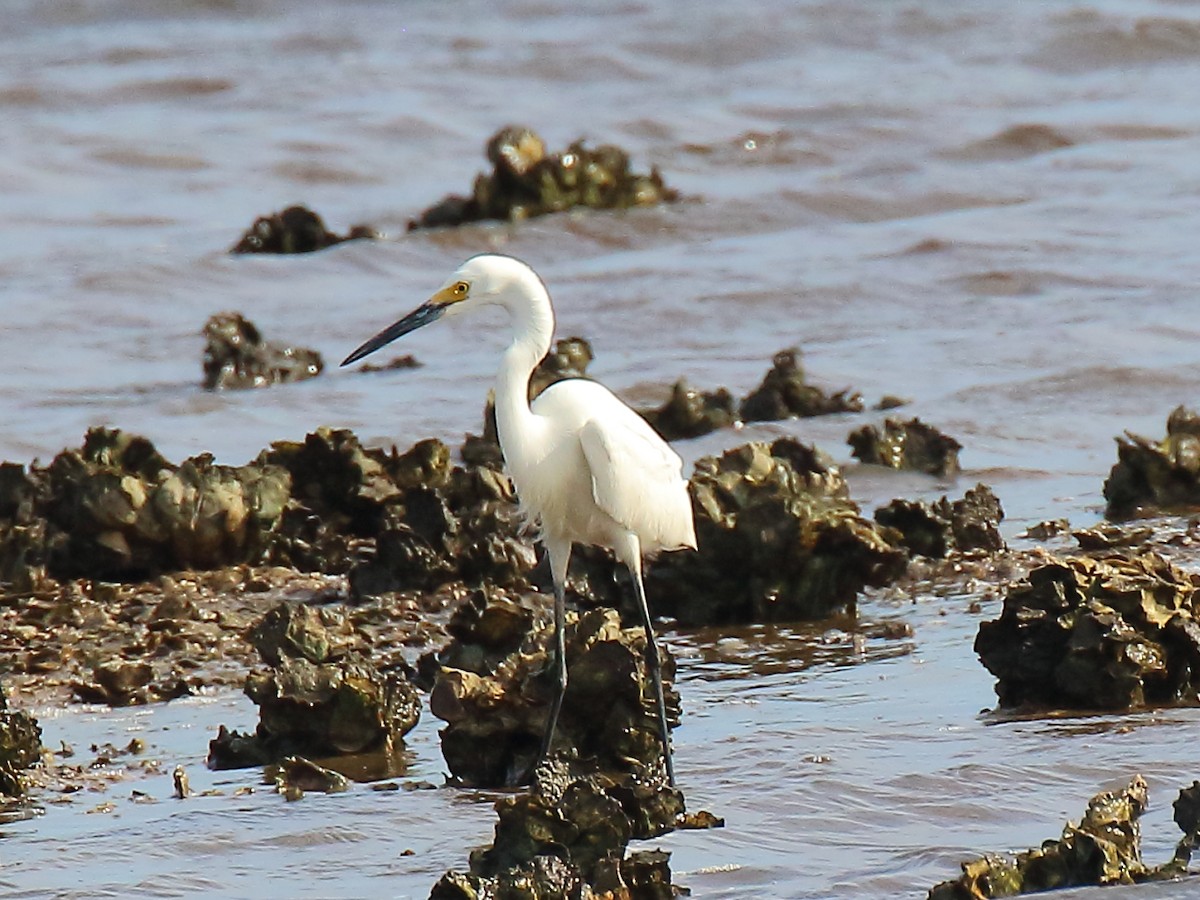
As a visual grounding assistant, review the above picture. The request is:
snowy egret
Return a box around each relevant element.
[342,254,696,785]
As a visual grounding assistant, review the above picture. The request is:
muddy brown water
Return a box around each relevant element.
[4,1,1200,896]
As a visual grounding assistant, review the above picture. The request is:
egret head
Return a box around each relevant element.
[341,254,540,366]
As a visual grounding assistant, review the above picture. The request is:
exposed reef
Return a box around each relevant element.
[929,776,1200,897]
[208,601,420,769]
[409,126,678,230]
[975,551,1200,710]
[203,312,324,390]
[0,684,42,798]
[1104,405,1200,519]
[875,484,1004,559]
[231,205,378,254]
[739,348,863,422]
[848,417,962,477]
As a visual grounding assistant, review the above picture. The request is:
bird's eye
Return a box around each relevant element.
[453,281,469,298]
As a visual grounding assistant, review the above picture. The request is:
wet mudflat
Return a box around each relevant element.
[6,0,1200,897]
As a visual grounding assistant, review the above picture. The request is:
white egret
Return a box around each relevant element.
[342,254,696,785]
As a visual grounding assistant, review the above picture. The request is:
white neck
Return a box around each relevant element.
[494,279,556,472]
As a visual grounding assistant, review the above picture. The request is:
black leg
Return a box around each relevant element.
[630,562,675,787]
[538,579,568,766]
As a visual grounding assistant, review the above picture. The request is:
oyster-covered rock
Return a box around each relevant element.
[639,380,737,441]
[875,484,1004,559]
[848,417,962,477]
[207,601,420,769]
[975,551,1200,709]
[409,126,678,230]
[231,205,378,254]
[648,439,908,624]
[0,684,42,798]
[203,312,323,390]
[1104,406,1200,519]
[740,348,863,422]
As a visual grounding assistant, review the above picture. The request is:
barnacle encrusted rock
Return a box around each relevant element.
[648,439,908,624]
[207,601,420,768]
[1104,406,1200,519]
[974,552,1200,709]
[740,348,863,422]
[848,417,962,477]
[409,126,678,229]
[231,205,378,254]
[203,312,324,390]
[639,380,737,441]
[875,484,1004,559]
[0,684,42,797]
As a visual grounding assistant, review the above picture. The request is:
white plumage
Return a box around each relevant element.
[343,253,694,785]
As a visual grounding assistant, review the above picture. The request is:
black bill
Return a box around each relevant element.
[341,301,446,366]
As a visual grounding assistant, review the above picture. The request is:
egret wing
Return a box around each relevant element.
[578,409,696,551]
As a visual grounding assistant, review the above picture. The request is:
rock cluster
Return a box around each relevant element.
[203,312,324,390]
[739,348,863,422]
[409,126,678,230]
[231,205,378,254]
[1104,405,1200,519]
[0,684,42,798]
[930,776,1200,897]
[647,439,909,624]
[875,484,1004,559]
[208,601,420,769]
[975,551,1200,709]
[848,417,962,477]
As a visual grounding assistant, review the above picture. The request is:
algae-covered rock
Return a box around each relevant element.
[648,439,908,625]
[1104,406,1200,519]
[848,417,962,477]
[0,684,42,797]
[975,552,1200,709]
[639,380,737,441]
[203,312,323,390]
[409,126,678,230]
[875,484,1004,559]
[231,205,378,254]
[929,776,1151,898]
[740,348,863,422]
[430,605,677,788]
[207,601,420,768]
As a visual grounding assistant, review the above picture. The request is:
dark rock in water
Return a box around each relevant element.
[648,439,908,625]
[409,125,679,230]
[848,416,962,477]
[0,684,42,797]
[975,552,1200,710]
[356,354,421,374]
[231,205,378,254]
[740,348,864,422]
[207,601,420,769]
[1104,406,1200,519]
[269,756,349,797]
[431,606,677,787]
[928,776,1151,898]
[203,312,324,390]
[875,484,1004,559]
[640,380,737,441]
[430,758,685,899]
[71,660,189,706]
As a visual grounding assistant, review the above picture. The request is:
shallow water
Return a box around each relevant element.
[4,0,1200,896]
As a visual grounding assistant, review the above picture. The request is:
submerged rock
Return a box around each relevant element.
[739,348,863,422]
[207,601,420,769]
[430,605,678,788]
[410,126,678,230]
[647,439,908,625]
[0,685,42,797]
[231,205,378,254]
[1104,406,1200,519]
[975,551,1200,710]
[875,484,1004,559]
[203,312,324,390]
[430,758,685,900]
[930,775,1200,897]
[848,417,962,477]
[639,380,737,442]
